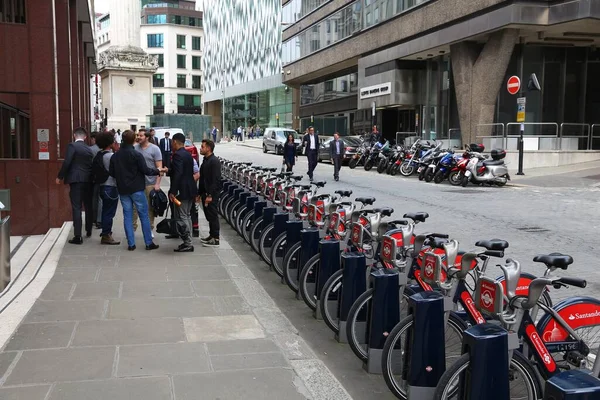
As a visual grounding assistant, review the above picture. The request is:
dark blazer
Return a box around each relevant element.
[57,140,95,184]
[302,133,319,153]
[159,138,172,153]
[330,139,346,158]
[170,147,197,200]
[199,154,222,198]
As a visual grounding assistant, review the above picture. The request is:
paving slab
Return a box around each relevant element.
[173,369,309,400]
[71,318,186,346]
[116,254,176,267]
[121,281,194,298]
[0,385,51,400]
[206,338,279,355]
[71,282,120,299]
[4,322,76,351]
[24,299,106,323]
[48,377,172,400]
[108,298,218,319]
[4,347,115,385]
[184,315,265,342]
[39,282,74,300]
[210,296,251,315]
[166,265,229,281]
[0,352,17,381]
[192,280,240,296]
[98,267,167,282]
[210,352,288,371]
[58,255,117,268]
[173,255,223,266]
[117,343,210,377]
[51,267,98,282]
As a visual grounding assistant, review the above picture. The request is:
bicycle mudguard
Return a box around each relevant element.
[537,296,600,343]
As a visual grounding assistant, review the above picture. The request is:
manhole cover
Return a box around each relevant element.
[517,227,550,233]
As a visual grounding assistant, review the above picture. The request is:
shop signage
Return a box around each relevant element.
[516,97,526,123]
[360,82,392,100]
[507,76,521,95]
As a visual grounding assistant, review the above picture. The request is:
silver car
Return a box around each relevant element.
[262,128,301,155]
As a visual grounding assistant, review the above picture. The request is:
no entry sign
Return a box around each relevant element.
[507,76,520,95]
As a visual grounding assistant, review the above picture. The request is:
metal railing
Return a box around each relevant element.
[591,124,600,150]
[395,132,419,146]
[475,123,505,149]
[506,122,559,150]
[560,123,590,150]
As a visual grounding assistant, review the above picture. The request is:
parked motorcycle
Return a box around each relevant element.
[416,141,443,181]
[349,142,370,169]
[364,140,388,171]
[463,148,510,187]
[433,151,460,184]
[399,140,435,177]
[448,144,482,186]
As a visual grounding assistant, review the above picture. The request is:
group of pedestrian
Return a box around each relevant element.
[282,126,347,182]
[56,126,222,253]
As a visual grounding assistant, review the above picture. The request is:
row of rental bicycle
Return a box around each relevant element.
[217,158,600,400]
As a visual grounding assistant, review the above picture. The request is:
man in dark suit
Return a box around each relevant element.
[159,131,172,170]
[329,132,345,182]
[302,126,319,181]
[169,132,197,252]
[56,127,95,244]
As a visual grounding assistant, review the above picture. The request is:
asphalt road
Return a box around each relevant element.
[213,142,600,399]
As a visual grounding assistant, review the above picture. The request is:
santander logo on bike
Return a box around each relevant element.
[423,254,436,279]
[568,309,600,321]
[478,280,497,314]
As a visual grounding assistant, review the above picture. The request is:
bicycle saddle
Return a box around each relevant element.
[386,219,409,226]
[403,212,429,223]
[533,253,573,270]
[291,175,303,181]
[373,207,394,217]
[300,185,312,190]
[267,167,278,172]
[314,194,332,200]
[475,239,509,251]
[242,162,253,165]
[335,190,353,197]
[279,172,293,176]
[355,197,376,205]
[313,181,327,188]
[429,237,450,249]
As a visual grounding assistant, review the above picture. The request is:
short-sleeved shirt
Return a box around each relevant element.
[134,143,162,185]
[102,151,116,187]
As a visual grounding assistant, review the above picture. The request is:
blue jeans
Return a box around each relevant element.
[100,185,119,236]
[120,191,153,247]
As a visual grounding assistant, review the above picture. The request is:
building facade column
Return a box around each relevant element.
[70,0,81,128]
[56,0,73,158]
[450,29,518,144]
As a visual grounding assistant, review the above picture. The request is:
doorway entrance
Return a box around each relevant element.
[379,108,417,143]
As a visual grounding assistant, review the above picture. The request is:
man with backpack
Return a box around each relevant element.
[92,132,121,245]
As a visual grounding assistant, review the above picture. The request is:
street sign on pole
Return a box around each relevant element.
[516,97,526,122]
[507,76,521,95]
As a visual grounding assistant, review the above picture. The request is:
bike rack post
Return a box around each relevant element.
[364,268,400,374]
[544,369,600,399]
[262,207,276,226]
[272,213,289,238]
[238,192,250,207]
[336,252,367,343]
[245,196,258,213]
[297,228,320,300]
[227,184,237,197]
[405,291,446,398]
[232,188,244,202]
[313,238,340,320]
[253,201,267,221]
[457,323,510,400]
[284,220,303,284]
[222,181,233,192]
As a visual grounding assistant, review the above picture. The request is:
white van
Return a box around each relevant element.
[150,127,185,143]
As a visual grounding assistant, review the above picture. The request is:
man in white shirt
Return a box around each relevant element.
[302,126,319,181]
[132,129,163,233]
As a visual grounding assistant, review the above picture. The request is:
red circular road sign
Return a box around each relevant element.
[507,76,521,95]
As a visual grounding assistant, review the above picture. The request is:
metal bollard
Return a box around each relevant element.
[544,369,600,399]
[336,252,367,343]
[284,221,303,284]
[313,239,341,320]
[406,291,446,397]
[297,228,320,299]
[458,323,510,400]
[364,268,400,374]
[0,216,9,292]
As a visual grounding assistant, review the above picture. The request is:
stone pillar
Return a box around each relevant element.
[451,29,518,144]
[108,0,141,47]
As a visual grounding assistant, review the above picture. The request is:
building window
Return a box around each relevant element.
[177,74,186,88]
[177,54,186,69]
[177,94,202,114]
[192,56,201,70]
[153,93,164,106]
[147,34,164,48]
[154,54,164,68]
[174,15,181,24]
[192,75,201,89]
[153,74,164,88]
[176,34,186,49]
[189,17,196,26]
[147,14,166,24]
[0,0,27,24]
[192,36,201,51]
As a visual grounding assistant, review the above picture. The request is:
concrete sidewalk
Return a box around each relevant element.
[0,211,350,399]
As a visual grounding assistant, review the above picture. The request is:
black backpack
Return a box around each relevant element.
[150,189,169,217]
[92,150,110,184]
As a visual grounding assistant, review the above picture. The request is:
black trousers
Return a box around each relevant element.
[307,150,318,179]
[202,196,220,238]
[332,155,342,179]
[69,182,93,237]
[162,152,171,170]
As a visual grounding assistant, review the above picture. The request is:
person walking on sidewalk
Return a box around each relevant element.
[132,129,163,236]
[93,132,121,245]
[109,130,163,251]
[56,127,95,245]
[169,133,197,253]
[282,133,297,172]
[159,132,172,170]
[198,139,222,247]
[302,126,319,181]
[330,132,345,182]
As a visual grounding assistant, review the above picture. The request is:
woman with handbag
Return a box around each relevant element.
[282,134,298,172]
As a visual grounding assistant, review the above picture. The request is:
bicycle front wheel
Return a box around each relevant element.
[319,270,343,334]
[283,242,302,293]
[433,351,542,400]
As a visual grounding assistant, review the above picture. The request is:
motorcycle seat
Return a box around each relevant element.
[533,253,573,270]
[482,159,504,166]
[355,197,376,205]
[335,190,353,197]
[374,207,394,217]
[475,239,509,251]
[403,212,429,223]
[313,181,327,188]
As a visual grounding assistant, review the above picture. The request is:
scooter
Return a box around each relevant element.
[463,148,510,187]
